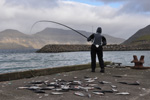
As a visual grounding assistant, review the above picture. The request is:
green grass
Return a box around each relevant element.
[136,35,150,41]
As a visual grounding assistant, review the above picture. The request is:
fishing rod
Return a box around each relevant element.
[30,20,88,39]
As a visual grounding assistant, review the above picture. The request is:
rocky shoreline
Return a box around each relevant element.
[36,44,150,53]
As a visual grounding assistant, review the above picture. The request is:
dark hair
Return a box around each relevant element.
[96,27,102,33]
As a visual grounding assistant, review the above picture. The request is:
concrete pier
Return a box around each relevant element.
[0,65,150,100]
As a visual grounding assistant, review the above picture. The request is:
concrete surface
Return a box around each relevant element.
[0,66,150,100]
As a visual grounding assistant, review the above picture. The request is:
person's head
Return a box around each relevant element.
[96,27,102,34]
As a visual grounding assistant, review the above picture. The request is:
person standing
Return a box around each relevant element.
[87,27,107,73]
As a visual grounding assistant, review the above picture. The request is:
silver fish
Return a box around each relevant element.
[18,87,29,89]
[51,92,63,95]
[111,85,117,88]
[40,86,55,90]
[86,79,95,83]
[93,92,104,95]
[99,81,111,84]
[84,78,92,81]
[30,81,44,84]
[61,85,70,90]
[80,86,94,90]
[73,81,82,85]
[74,92,85,97]
[28,86,41,90]
[94,77,98,80]
[112,88,118,92]
[88,84,98,86]
[116,92,130,95]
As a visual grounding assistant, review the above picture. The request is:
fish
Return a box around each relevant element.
[111,85,117,88]
[80,86,94,90]
[47,82,60,88]
[118,81,140,85]
[116,92,130,95]
[99,81,111,84]
[128,81,140,85]
[18,87,29,89]
[51,92,63,95]
[84,78,92,81]
[74,92,85,97]
[88,84,98,86]
[33,89,45,93]
[69,86,81,91]
[112,88,118,92]
[118,82,128,84]
[61,85,70,90]
[69,81,82,85]
[94,86,102,90]
[28,86,41,90]
[92,91,104,95]
[94,77,98,80]
[86,79,95,83]
[40,86,55,90]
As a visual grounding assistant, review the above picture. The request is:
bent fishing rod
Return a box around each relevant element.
[30,20,88,39]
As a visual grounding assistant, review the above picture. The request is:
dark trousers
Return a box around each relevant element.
[91,45,104,71]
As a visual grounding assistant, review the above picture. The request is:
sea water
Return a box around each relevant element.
[0,50,150,74]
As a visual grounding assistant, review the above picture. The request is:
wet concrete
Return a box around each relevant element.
[0,66,150,100]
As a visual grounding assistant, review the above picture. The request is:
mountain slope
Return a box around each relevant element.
[0,28,125,49]
[0,29,34,49]
[123,25,150,45]
[33,27,125,45]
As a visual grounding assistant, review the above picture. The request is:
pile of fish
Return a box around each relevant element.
[18,76,140,98]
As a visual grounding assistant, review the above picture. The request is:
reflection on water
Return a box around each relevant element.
[0,50,150,74]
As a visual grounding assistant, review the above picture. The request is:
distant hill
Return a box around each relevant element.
[0,29,34,49]
[123,25,150,46]
[33,28,125,45]
[0,28,125,49]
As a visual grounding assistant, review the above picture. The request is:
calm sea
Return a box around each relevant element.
[0,50,150,74]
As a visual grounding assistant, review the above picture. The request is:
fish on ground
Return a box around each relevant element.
[51,92,63,95]
[74,92,85,97]
[116,92,130,95]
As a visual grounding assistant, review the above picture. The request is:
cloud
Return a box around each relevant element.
[120,0,150,14]
[5,0,58,8]
[0,0,150,39]
[94,0,150,13]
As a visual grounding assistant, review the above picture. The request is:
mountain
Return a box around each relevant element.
[0,28,125,49]
[123,25,150,46]
[0,29,34,49]
[33,27,125,45]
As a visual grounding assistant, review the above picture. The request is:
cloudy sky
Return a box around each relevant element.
[0,0,150,39]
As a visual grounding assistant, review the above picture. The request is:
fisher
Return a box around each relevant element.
[87,27,107,73]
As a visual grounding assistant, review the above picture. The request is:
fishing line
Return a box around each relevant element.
[30,20,88,39]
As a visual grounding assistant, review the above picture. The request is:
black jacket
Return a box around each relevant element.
[87,33,107,46]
